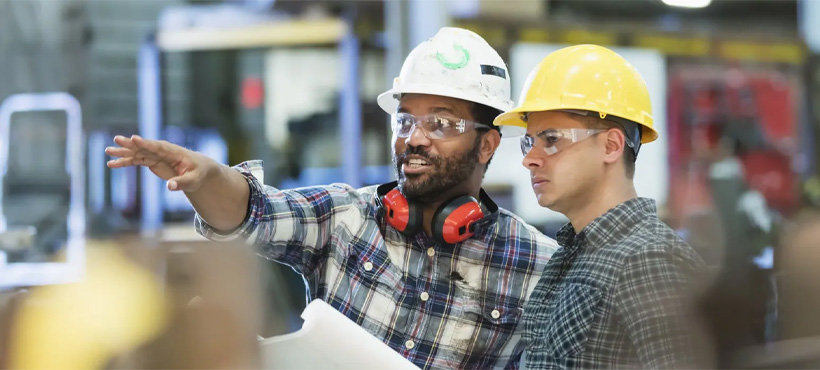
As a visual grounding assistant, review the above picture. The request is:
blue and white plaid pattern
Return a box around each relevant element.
[521,198,707,369]
[196,160,558,369]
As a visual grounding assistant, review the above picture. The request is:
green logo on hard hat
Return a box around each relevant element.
[436,43,470,70]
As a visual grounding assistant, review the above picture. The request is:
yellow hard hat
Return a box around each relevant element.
[494,44,658,144]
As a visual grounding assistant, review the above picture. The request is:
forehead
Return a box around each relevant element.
[398,93,471,113]
[525,111,586,133]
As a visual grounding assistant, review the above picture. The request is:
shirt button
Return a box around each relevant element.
[363,261,373,271]
[420,292,429,302]
[405,340,415,349]
[491,309,501,319]
[427,247,435,257]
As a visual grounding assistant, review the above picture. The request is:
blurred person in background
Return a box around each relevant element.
[724,211,820,368]
[773,212,820,347]
[695,128,778,368]
[106,27,557,369]
[494,45,711,369]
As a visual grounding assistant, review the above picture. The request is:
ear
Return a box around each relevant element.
[603,129,625,165]
[478,130,501,165]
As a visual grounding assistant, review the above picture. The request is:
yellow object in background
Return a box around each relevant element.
[8,243,167,369]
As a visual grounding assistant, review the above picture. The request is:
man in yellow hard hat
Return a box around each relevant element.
[494,45,710,369]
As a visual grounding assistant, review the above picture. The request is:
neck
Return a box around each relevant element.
[420,179,482,237]
[566,177,637,234]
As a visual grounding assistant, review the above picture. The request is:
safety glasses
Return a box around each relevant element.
[520,128,605,156]
[391,113,491,140]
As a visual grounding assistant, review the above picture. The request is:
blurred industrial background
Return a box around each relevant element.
[2,0,820,368]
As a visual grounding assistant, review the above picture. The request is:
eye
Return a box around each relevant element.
[545,134,561,144]
[540,130,564,145]
[395,114,414,127]
[432,116,457,130]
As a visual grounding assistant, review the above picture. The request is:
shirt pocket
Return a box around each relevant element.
[539,284,601,359]
[339,248,404,339]
[445,289,525,368]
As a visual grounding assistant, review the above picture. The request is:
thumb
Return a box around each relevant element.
[167,171,201,192]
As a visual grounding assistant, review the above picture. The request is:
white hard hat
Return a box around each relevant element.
[377,27,513,117]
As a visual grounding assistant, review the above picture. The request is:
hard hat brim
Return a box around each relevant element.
[377,83,514,118]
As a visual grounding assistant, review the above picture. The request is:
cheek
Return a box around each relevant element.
[448,137,476,155]
[551,162,569,187]
[433,144,451,157]
[423,141,447,157]
[547,156,581,188]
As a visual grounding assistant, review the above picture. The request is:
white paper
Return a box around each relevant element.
[259,299,421,369]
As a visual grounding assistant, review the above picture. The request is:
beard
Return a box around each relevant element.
[392,139,481,202]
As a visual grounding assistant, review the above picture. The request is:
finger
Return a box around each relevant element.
[133,136,186,167]
[167,171,200,191]
[107,157,134,168]
[131,135,173,159]
[131,135,167,153]
[105,146,135,158]
[133,151,167,168]
[130,137,165,165]
[113,135,137,150]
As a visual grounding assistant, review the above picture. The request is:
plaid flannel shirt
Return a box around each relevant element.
[521,198,707,369]
[196,160,558,369]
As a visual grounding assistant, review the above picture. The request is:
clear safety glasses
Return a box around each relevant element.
[520,128,605,156]
[391,113,491,140]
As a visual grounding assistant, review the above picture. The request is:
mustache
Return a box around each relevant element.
[396,146,441,166]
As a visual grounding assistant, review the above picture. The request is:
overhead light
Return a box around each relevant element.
[662,0,712,8]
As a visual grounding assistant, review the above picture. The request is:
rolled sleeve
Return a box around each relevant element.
[195,160,369,277]
[195,160,266,242]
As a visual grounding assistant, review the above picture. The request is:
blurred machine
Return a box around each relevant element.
[0,92,85,289]
[667,66,805,223]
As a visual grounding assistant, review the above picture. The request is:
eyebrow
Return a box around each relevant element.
[429,106,457,115]
[526,128,561,138]
[396,106,458,115]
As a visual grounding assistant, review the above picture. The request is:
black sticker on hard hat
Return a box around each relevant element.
[480,65,507,79]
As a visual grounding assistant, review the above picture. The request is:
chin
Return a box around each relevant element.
[536,194,560,211]
[535,194,551,208]
[400,175,425,190]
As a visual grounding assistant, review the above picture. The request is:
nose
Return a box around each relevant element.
[522,147,544,170]
[405,123,431,148]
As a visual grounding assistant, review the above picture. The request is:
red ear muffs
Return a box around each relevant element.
[377,182,494,244]
[432,195,485,245]
[382,188,423,235]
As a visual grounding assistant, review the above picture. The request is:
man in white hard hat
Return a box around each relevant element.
[495,45,710,369]
[107,27,557,369]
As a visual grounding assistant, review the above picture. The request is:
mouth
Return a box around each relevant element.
[531,178,549,188]
[402,156,433,175]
